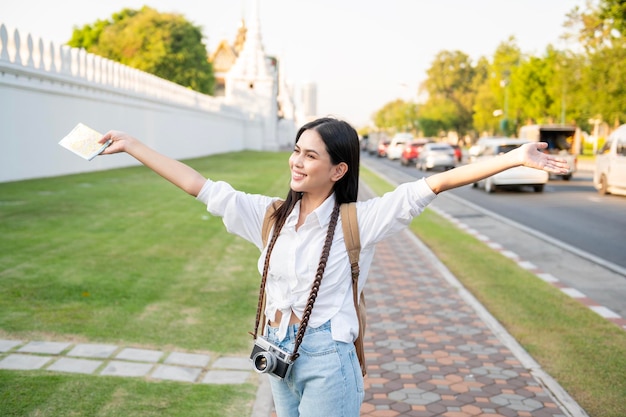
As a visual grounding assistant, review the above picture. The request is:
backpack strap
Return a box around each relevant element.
[262,200,283,248]
[341,203,367,376]
[341,203,361,267]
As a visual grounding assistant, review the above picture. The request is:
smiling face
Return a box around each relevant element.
[289,129,347,200]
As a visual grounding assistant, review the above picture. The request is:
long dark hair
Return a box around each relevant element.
[272,117,360,228]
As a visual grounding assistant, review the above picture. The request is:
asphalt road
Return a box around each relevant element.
[361,151,626,321]
[364,152,626,272]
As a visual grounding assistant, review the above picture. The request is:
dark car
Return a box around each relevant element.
[400,139,431,166]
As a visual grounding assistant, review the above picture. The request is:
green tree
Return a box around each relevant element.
[472,82,500,136]
[372,99,417,133]
[68,6,214,95]
[564,0,616,53]
[600,0,626,35]
[510,55,555,124]
[564,0,626,126]
[417,97,457,137]
[584,40,626,125]
[420,50,477,137]
[488,38,523,135]
[472,56,501,136]
[558,51,588,128]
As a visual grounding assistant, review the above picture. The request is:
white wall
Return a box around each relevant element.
[0,24,271,183]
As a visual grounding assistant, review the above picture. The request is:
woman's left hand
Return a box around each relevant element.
[519,142,570,174]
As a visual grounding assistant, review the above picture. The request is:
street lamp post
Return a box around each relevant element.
[499,79,509,135]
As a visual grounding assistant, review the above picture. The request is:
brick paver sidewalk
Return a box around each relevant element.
[358,229,575,417]
[265,227,585,417]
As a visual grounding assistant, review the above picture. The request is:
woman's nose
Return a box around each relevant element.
[292,154,304,166]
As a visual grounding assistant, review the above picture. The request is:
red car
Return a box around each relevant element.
[400,139,431,166]
[451,145,463,162]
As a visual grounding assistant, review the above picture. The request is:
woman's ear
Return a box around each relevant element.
[331,162,348,182]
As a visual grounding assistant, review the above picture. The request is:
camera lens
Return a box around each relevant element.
[252,352,276,374]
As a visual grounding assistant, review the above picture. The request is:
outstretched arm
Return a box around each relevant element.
[425,142,569,194]
[99,131,207,197]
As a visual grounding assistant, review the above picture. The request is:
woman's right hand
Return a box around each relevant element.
[99,130,137,155]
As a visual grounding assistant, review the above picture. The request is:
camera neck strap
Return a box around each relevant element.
[251,201,341,362]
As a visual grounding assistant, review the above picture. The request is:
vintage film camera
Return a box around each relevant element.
[250,336,294,380]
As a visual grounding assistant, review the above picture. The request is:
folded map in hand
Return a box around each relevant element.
[59,123,111,161]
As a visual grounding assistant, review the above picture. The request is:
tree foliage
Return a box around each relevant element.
[371,0,626,139]
[372,99,417,133]
[68,6,215,95]
[419,50,477,137]
[600,0,626,35]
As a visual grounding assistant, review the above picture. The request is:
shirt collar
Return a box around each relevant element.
[288,193,337,228]
[314,193,337,227]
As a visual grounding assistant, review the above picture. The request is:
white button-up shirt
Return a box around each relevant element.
[196,178,437,343]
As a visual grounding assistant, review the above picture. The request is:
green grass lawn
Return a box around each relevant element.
[0,371,256,417]
[0,151,289,417]
[1,150,624,417]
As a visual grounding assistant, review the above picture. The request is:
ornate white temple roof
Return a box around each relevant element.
[228,0,272,80]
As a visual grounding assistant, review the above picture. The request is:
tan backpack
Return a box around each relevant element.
[261,201,367,376]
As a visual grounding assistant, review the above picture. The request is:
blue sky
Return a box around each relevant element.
[3,0,587,127]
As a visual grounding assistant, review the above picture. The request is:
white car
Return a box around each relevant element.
[472,138,548,193]
[416,143,456,171]
[468,136,509,163]
[386,133,414,160]
[594,124,626,196]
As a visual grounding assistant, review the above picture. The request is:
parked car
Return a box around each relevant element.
[416,143,456,171]
[400,139,431,166]
[451,145,463,162]
[594,124,626,196]
[468,137,509,163]
[377,139,391,157]
[387,133,414,160]
[472,138,548,193]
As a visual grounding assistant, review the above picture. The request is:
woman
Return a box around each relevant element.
[100,117,568,417]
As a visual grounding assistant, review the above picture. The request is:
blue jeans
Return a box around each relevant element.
[266,321,364,417]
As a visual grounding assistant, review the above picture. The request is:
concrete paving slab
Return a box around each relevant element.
[18,341,71,355]
[0,354,52,370]
[100,360,153,377]
[201,370,250,384]
[152,364,202,383]
[212,356,250,370]
[47,357,102,374]
[115,347,163,363]
[0,339,23,352]
[67,343,118,358]
[164,352,210,368]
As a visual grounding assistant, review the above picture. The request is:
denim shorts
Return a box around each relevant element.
[265,321,364,417]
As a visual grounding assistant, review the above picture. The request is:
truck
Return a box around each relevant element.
[594,124,626,196]
[365,131,389,156]
[518,124,579,180]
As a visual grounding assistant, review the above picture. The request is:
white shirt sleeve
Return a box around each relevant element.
[357,178,437,248]
[195,179,276,250]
